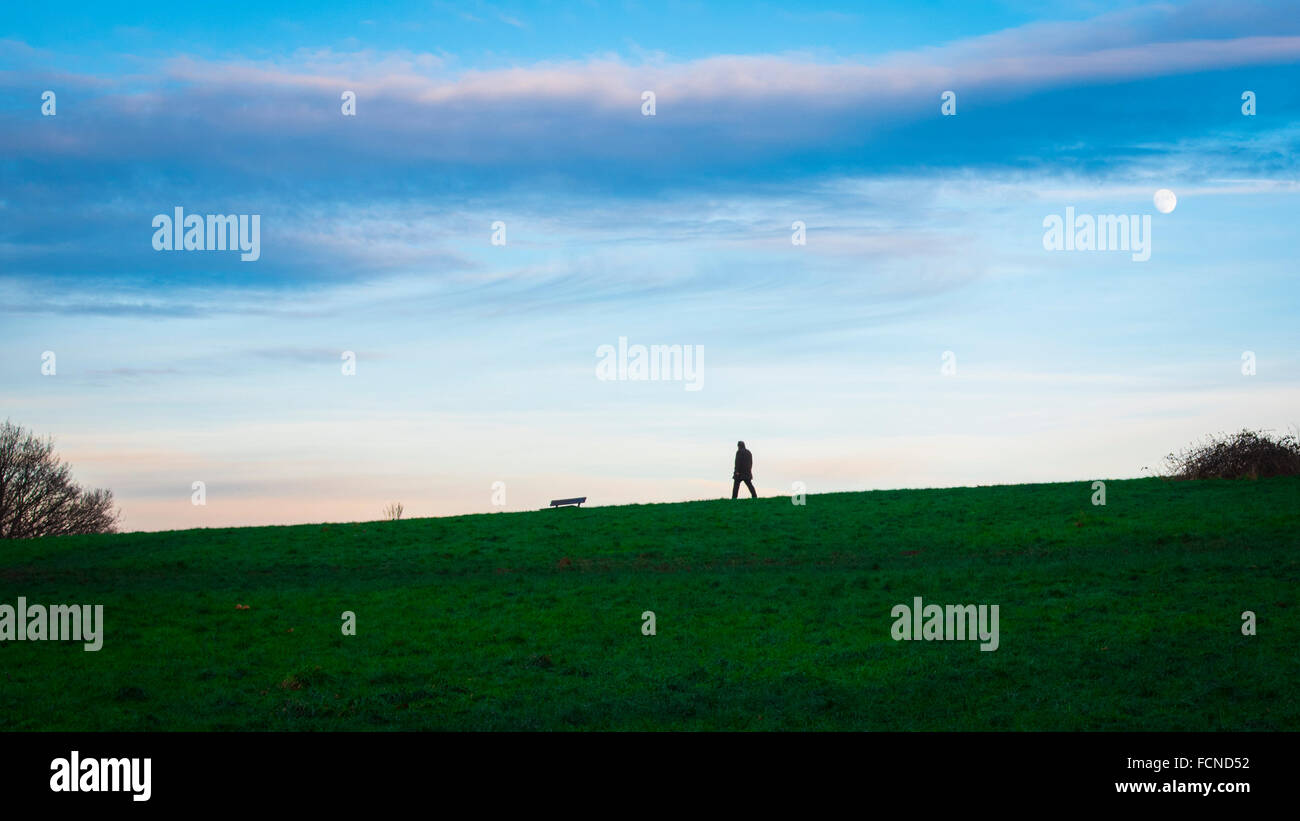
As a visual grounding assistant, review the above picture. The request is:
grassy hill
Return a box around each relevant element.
[2,476,1297,731]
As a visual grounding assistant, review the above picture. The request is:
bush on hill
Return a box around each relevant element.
[1164,428,1300,480]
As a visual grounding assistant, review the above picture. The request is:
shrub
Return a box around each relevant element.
[1164,428,1300,480]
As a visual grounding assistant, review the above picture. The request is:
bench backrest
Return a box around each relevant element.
[548,497,586,507]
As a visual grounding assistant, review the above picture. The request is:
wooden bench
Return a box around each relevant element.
[548,497,586,508]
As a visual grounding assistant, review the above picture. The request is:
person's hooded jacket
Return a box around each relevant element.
[734,446,753,481]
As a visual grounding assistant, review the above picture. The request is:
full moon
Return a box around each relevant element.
[1154,188,1177,214]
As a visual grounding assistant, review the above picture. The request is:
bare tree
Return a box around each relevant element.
[0,420,120,539]
[384,502,404,521]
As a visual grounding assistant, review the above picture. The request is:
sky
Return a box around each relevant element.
[1,0,1298,531]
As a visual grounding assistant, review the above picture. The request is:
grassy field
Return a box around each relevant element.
[1,476,1297,731]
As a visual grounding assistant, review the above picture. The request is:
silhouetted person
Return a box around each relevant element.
[732,441,756,498]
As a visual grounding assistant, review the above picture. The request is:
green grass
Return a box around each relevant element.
[2,476,1297,731]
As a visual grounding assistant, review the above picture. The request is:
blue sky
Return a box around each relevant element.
[2,1,1298,530]
[3,2,1125,67]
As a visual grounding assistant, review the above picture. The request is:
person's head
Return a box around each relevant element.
[737,441,745,449]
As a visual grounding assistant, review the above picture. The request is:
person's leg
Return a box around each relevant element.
[732,479,741,499]
[744,479,756,498]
